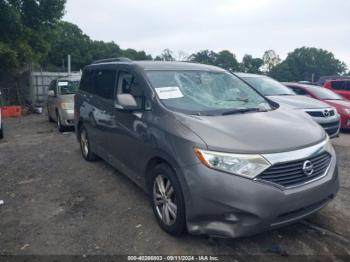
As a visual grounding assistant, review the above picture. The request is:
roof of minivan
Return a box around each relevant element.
[89,60,226,72]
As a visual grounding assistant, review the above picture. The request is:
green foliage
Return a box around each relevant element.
[270,47,347,81]
[216,50,239,72]
[0,0,66,74]
[155,49,175,61]
[240,55,264,73]
[45,21,92,71]
[189,50,239,72]
[44,21,152,71]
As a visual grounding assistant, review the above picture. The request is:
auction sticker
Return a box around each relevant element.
[58,81,69,86]
[155,86,184,100]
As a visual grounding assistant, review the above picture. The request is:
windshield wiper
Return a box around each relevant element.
[222,108,265,115]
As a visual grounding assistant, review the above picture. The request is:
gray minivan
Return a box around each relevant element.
[75,58,339,238]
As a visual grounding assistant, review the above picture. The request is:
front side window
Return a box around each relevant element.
[146,71,271,115]
[93,70,116,99]
[243,76,295,96]
[58,80,80,95]
[345,81,350,91]
[117,72,144,108]
[290,87,307,95]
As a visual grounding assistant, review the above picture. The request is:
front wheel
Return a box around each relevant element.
[57,112,66,133]
[150,163,186,236]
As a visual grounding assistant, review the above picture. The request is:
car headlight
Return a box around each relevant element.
[61,103,74,110]
[344,108,350,114]
[194,148,271,179]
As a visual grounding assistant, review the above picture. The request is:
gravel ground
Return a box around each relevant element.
[0,115,349,261]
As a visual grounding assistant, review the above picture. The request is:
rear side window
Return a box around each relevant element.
[331,81,345,90]
[80,70,94,92]
[93,70,117,99]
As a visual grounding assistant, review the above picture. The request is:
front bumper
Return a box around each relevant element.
[59,109,74,127]
[179,146,339,238]
[311,116,340,138]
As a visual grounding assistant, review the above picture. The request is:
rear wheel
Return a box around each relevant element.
[0,126,3,139]
[47,108,54,122]
[79,125,98,161]
[150,163,186,236]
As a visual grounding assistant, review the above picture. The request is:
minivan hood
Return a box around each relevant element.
[268,95,330,109]
[175,107,326,154]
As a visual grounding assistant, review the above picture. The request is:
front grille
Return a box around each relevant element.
[320,121,339,129]
[257,152,332,187]
[306,110,335,118]
[319,121,339,136]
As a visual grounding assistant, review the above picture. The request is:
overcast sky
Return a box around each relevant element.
[64,0,350,67]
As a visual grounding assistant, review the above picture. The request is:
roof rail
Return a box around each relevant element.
[92,57,132,64]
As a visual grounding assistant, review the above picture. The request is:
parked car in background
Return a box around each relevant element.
[75,58,339,238]
[0,91,3,139]
[324,79,350,100]
[237,73,341,138]
[285,83,350,130]
[317,76,350,87]
[47,75,81,132]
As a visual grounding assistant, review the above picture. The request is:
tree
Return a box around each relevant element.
[240,55,264,73]
[262,50,281,73]
[45,21,92,71]
[0,0,66,74]
[270,47,347,82]
[155,49,175,61]
[189,50,217,65]
[215,50,239,72]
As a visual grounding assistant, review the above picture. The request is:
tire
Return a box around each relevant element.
[48,108,54,122]
[57,112,66,133]
[150,163,186,236]
[79,125,98,161]
[0,126,3,140]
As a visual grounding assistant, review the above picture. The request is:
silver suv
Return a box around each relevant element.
[237,73,341,138]
[47,75,81,132]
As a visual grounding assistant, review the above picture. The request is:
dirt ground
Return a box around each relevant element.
[0,115,349,260]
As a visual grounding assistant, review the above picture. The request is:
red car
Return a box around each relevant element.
[285,83,350,130]
[324,79,350,100]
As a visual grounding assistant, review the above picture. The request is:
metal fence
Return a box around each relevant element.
[0,70,81,108]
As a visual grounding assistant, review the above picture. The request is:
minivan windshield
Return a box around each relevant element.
[58,80,80,95]
[242,76,296,96]
[146,71,272,115]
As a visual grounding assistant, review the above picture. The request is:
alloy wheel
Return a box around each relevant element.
[153,175,177,226]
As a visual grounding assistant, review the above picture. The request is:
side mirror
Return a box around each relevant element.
[48,90,55,97]
[116,94,139,110]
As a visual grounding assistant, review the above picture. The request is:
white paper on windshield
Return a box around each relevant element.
[58,81,69,86]
[155,86,184,100]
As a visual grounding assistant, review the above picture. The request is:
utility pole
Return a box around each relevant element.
[67,54,71,75]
